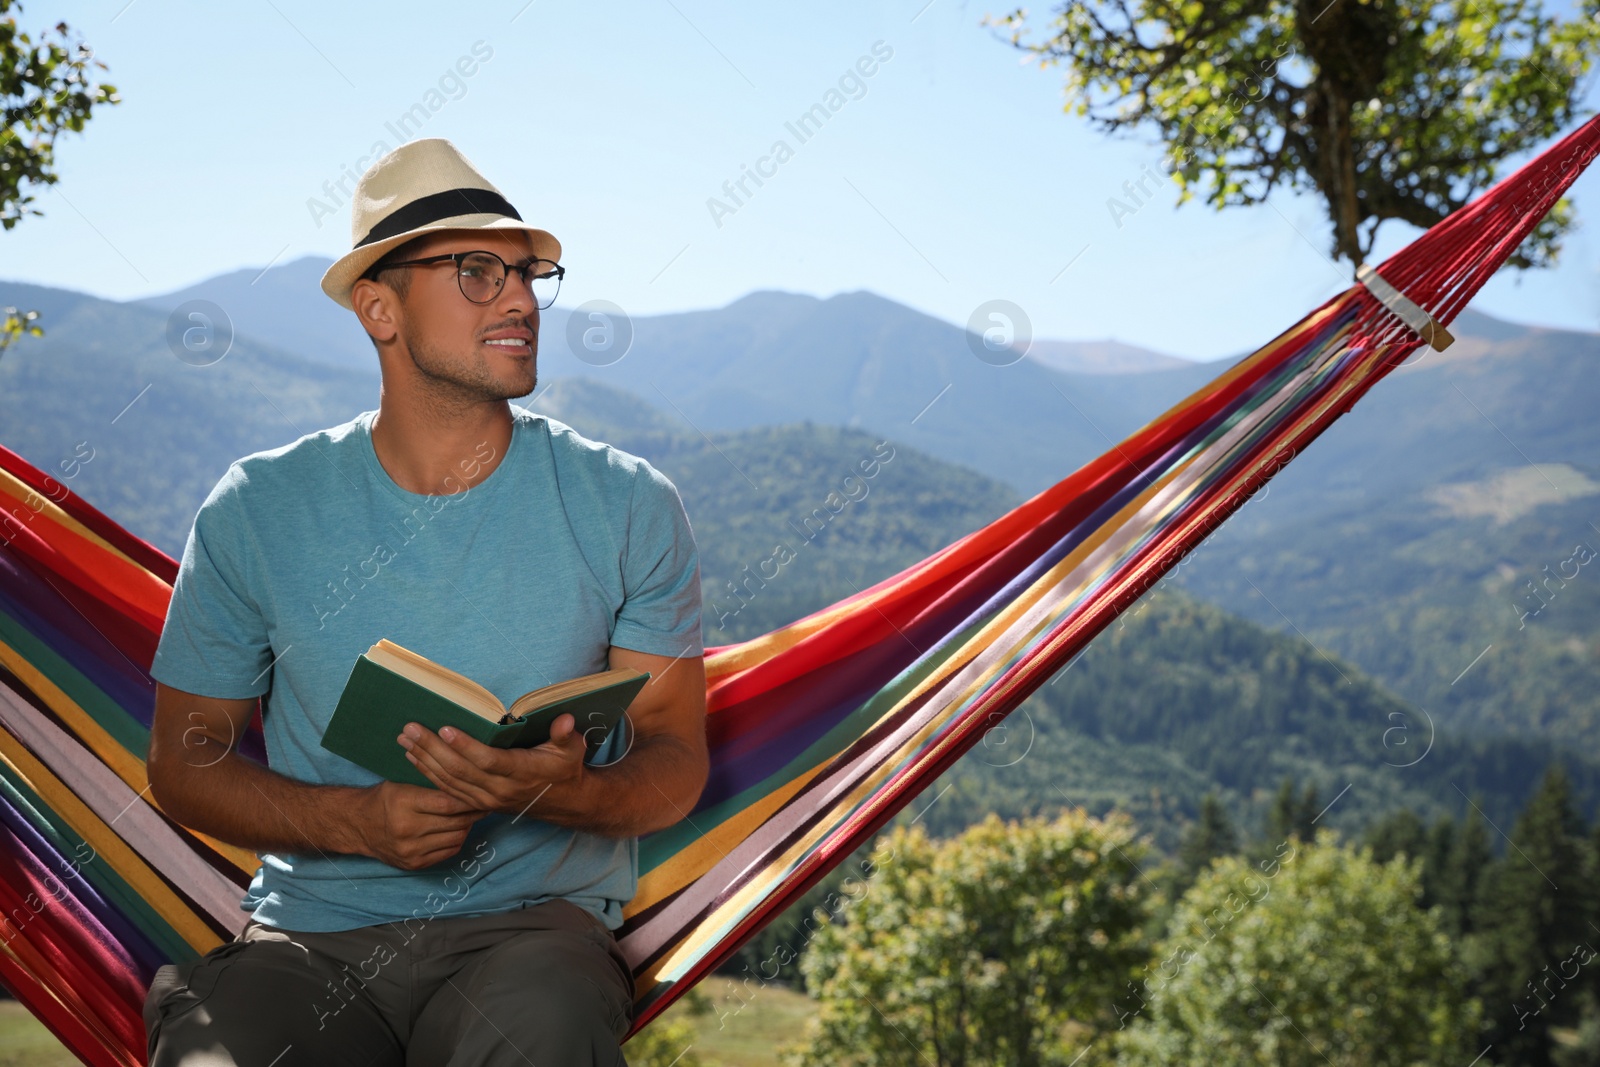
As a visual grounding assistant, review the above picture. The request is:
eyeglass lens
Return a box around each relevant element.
[458,252,562,308]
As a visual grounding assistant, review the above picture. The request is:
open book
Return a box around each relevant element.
[320,638,649,789]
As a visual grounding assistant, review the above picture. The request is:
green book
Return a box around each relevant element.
[320,638,649,790]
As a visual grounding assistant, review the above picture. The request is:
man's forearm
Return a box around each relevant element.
[525,733,707,838]
[151,749,368,858]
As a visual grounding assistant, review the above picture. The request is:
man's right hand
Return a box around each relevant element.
[148,683,494,870]
[354,782,491,871]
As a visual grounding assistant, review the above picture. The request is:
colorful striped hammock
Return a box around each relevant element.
[2,114,1597,1064]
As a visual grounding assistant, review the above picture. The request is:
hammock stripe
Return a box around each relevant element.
[0,114,1594,1062]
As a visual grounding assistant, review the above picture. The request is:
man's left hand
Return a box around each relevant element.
[396,714,586,816]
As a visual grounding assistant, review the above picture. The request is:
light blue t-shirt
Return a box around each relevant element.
[150,404,703,933]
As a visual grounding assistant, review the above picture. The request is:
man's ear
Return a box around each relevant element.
[351,277,400,347]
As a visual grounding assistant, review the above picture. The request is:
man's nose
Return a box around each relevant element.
[493,266,537,315]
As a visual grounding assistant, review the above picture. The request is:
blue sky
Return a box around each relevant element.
[5,0,1598,360]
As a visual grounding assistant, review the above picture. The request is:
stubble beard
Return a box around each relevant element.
[401,320,539,407]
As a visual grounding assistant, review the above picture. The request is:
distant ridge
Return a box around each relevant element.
[132,255,375,372]
[2,271,1598,808]
[109,256,1566,382]
[1024,337,1197,375]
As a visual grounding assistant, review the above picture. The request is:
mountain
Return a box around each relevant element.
[907,586,1600,853]
[133,256,377,372]
[0,279,375,555]
[8,272,1599,742]
[115,256,1235,495]
[110,255,1580,507]
[1023,337,1196,375]
[1154,313,1600,747]
[534,287,1244,498]
[2,278,1595,851]
[9,266,1594,564]
[516,383,1600,852]
[535,378,1019,646]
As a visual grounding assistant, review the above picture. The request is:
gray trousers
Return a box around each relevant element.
[143,898,635,1066]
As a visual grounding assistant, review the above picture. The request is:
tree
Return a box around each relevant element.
[1,0,119,353]
[624,986,715,1067]
[0,304,40,354]
[984,0,1600,265]
[1362,805,1497,937]
[717,836,888,993]
[1175,791,1238,892]
[1117,829,1482,1066]
[1469,764,1596,1067]
[786,808,1155,1067]
[1432,805,1492,939]
[1261,775,1319,850]
[1363,806,1427,867]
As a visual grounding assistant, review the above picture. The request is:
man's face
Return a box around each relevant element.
[383,228,544,404]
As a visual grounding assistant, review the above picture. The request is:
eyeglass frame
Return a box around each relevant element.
[363,249,566,309]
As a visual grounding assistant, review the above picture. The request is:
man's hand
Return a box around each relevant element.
[147,683,495,866]
[396,648,708,838]
[396,713,588,818]
[353,781,492,870]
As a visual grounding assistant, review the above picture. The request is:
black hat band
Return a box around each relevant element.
[355,187,523,248]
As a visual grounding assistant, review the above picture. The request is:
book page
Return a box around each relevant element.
[367,640,507,722]
[506,668,648,718]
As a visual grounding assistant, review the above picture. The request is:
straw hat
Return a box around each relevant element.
[320,138,561,310]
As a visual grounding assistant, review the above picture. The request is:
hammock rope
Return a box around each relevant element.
[0,113,1596,1064]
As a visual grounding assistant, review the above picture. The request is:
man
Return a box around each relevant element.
[142,138,707,1066]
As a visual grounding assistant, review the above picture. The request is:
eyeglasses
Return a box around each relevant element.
[368,250,565,309]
